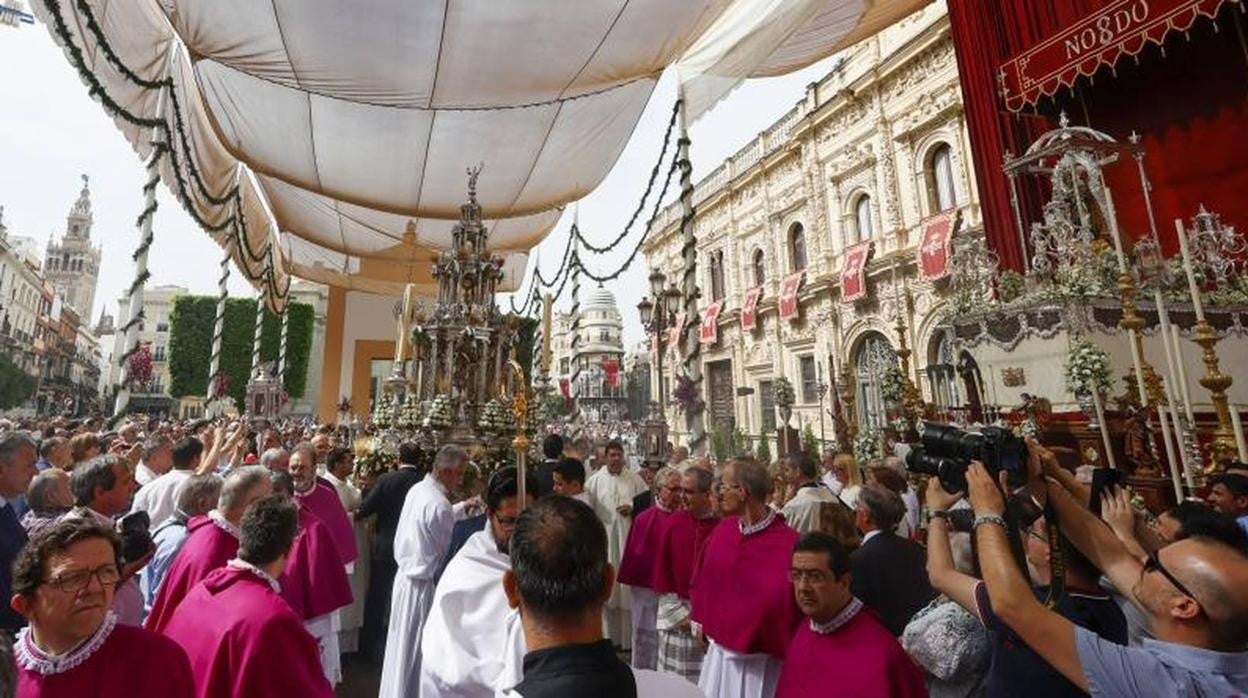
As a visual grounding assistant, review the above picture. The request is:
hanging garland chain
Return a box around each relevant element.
[46,0,284,299]
[577,151,680,284]
[576,100,681,254]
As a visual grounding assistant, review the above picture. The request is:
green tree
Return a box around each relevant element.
[756,427,772,463]
[0,352,35,410]
[801,423,819,460]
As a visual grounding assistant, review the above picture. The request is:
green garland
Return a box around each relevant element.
[168,296,313,408]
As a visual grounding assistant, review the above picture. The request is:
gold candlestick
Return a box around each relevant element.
[894,309,927,429]
[1191,319,1237,467]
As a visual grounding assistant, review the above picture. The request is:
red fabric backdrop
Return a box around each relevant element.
[947,0,1248,267]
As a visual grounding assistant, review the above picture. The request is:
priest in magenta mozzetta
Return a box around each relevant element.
[616,465,681,670]
[691,458,802,698]
[11,519,195,698]
[161,494,334,698]
[145,466,273,634]
[777,532,928,698]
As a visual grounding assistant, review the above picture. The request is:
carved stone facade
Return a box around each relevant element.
[44,176,102,318]
[641,2,983,444]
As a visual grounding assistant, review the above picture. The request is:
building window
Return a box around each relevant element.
[560,358,569,375]
[752,249,766,287]
[758,380,777,432]
[156,322,169,333]
[929,144,958,212]
[789,223,807,272]
[709,251,726,302]
[799,355,818,403]
[854,196,873,242]
[854,332,897,430]
[926,329,958,409]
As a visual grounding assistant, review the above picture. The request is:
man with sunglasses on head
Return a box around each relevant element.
[967,440,1248,696]
[10,519,194,697]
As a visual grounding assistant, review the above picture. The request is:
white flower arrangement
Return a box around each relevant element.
[477,398,513,434]
[773,377,796,409]
[879,364,907,404]
[853,429,882,464]
[1017,417,1041,439]
[423,394,456,431]
[1065,337,1113,397]
[397,393,423,430]
[372,392,395,430]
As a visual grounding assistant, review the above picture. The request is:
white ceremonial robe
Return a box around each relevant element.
[780,485,839,534]
[698,640,784,698]
[419,526,526,698]
[305,611,341,684]
[324,470,369,653]
[379,476,468,698]
[584,467,647,649]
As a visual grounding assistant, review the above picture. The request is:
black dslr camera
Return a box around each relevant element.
[905,421,1028,494]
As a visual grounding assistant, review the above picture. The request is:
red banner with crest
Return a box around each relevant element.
[917,209,961,281]
[668,311,686,352]
[841,242,872,303]
[741,286,763,331]
[778,272,804,321]
[601,358,619,388]
[700,300,725,345]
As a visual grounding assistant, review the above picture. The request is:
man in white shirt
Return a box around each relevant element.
[131,437,201,529]
[552,457,593,506]
[378,445,479,698]
[820,449,843,495]
[134,435,173,487]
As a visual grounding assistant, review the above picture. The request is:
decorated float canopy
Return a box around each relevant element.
[34,0,927,310]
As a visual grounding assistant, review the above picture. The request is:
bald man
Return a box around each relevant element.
[967,443,1248,696]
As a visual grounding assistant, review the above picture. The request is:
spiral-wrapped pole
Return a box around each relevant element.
[278,307,290,386]
[112,139,165,420]
[677,98,706,455]
[250,294,265,377]
[206,237,233,402]
[568,244,584,442]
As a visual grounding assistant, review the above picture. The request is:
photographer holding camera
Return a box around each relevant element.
[967,440,1248,696]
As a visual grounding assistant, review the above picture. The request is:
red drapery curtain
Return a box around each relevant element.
[947,0,1248,266]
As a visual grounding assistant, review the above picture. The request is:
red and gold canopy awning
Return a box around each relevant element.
[999,0,1233,112]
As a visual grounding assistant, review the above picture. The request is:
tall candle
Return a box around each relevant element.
[1230,404,1248,462]
[1175,218,1207,323]
[1090,388,1118,470]
[1170,325,1196,424]
[1156,405,1183,502]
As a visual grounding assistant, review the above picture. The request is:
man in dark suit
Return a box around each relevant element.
[531,433,563,499]
[442,513,486,573]
[0,431,38,632]
[849,484,935,636]
[356,441,424,658]
[631,461,659,517]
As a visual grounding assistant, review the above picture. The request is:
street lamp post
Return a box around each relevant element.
[816,378,829,449]
[637,269,682,415]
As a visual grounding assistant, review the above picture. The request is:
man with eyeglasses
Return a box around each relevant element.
[419,466,537,697]
[653,467,720,682]
[10,519,194,697]
[616,466,681,670]
[968,442,1248,697]
[776,532,926,697]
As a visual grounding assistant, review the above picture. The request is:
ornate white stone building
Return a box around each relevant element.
[44,176,102,317]
[551,284,629,422]
[641,1,982,445]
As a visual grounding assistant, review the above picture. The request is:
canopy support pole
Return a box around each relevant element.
[206,237,233,406]
[250,295,265,378]
[677,97,706,455]
[567,241,584,444]
[113,137,165,421]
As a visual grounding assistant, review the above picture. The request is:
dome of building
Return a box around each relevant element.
[577,284,623,355]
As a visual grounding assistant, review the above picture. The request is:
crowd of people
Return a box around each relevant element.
[1,413,1247,697]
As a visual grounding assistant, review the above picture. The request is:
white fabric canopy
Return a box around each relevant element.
[34,0,927,303]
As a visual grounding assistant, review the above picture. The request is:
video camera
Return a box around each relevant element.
[905,421,1029,494]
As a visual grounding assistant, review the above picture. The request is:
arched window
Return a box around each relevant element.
[925,329,958,409]
[752,249,766,287]
[854,196,873,242]
[709,251,726,302]
[853,332,897,430]
[929,144,958,212]
[789,223,807,272]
